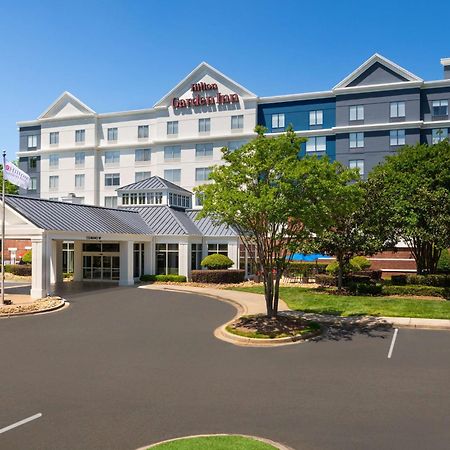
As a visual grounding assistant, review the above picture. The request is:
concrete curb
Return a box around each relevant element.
[0,298,68,319]
[381,316,450,330]
[136,433,295,450]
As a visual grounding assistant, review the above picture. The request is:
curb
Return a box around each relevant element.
[0,298,68,318]
[136,433,295,450]
[381,316,450,330]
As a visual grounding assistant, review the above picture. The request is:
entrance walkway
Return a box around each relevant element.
[51,281,119,297]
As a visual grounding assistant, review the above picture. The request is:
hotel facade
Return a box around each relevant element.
[6,54,450,297]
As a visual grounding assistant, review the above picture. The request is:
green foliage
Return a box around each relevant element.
[4,264,31,276]
[348,282,383,296]
[21,250,32,264]
[390,274,407,285]
[326,256,371,275]
[286,261,327,276]
[191,269,245,284]
[314,274,336,286]
[200,253,234,270]
[383,285,449,299]
[196,126,361,316]
[391,274,450,288]
[437,249,450,274]
[140,274,186,282]
[367,141,450,274]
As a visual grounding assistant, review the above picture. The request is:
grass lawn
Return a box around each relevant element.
[148,435,277,449]
[230,286,450,320]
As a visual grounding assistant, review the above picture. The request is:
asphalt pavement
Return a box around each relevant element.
[0,285,449,450]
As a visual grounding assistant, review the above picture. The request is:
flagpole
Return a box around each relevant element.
[1,150,5,305]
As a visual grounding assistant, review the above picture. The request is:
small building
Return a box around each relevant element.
[4,177,240,299]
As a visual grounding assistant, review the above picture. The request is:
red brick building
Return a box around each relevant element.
[1,239,32,264]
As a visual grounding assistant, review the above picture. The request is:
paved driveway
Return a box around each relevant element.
[0,286,449,450]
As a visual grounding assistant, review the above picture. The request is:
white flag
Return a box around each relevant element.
[4,160,31,189]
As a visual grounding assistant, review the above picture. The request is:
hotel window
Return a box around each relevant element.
[135,148,151,162]
[228,140,246,151]
[75,152,85,167]
[27,135,38,149]
[432,128,448,144]
[104,196,118,208]
[164,145,181,161]
[271,113,285,129]
[306,136,326,152]
[195,143,213,158]
[49,132,59,145]
[432,100,448,117]
[104,173,120,186]
[49,154,59,168]
[349,132,364,148]
[105,151,120,165]
[207,243,228,257]
[231,115,244,129]
[168,192,191,208]
[145,192,163,205]
[156,243,179,275]
[135,171,151,182]
[49,175,59,190]
[195,193,204,206]
[309,110,323,126]
[75,129,85,143]
[29,156,38,170]
[349,105,364,121]
[29,177,37,191]
[349,159,365,176]
[390,129,406,146]
[164,169,181,183]
[195,167,211,182]
[199,118,211,132]
[167,121,178,135]
[138,125,149,139]
[107,127,118,141]
[390,101,406,118]
[74,174,85,189]
[191,244,203,270]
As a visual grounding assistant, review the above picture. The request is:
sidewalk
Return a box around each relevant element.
[140,284,450,331]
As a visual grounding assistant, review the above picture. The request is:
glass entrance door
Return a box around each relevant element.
[82,243,120,281]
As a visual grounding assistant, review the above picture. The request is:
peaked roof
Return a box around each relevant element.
[5,195,151,234]
[333,53,423,90]
[186,210,238,237]
[38,91,96,120]
[153,61,257,108]
[116,176,192,194]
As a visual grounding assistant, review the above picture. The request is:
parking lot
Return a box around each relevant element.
[1,286,449,450]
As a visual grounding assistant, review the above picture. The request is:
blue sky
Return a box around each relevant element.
[2,0,450,160]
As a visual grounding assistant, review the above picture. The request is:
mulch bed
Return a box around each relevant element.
[0,297,64,316]
[228,314,319,338]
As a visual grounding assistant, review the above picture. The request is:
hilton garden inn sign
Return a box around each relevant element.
[172,82,240,109]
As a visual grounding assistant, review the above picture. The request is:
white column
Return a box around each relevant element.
[143,241,153,275]
[228,239,239,269]
[178,242,188,278]
[50,240,63,284]
[30,236,49,299]
[119,241,134,286]
[73,241,83,281]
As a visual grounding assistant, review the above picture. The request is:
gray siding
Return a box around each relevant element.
[444,66,450,80]
[336,89,421,127]
[336,128,421,176]
[347,62,408,87]
[420,87,450,121]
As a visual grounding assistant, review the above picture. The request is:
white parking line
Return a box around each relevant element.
[387,328,399,359]
[0,413,42,434]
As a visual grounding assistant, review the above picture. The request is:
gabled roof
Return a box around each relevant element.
[5,195,151,235]
[186,210,238,237]
[128,205,201,236]
[333,53,423,90]
[153,61,257,108]
[38,91,96,120]
[116,176,192,194]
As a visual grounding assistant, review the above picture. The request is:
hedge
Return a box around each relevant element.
[200,254,234,270]
[314,274,336,286]
[348,282,383,296]
[191,269,245,284]
[140,274,186,282]
[287,262,328,276]
[383,284,450,299]
[4,264,32,276]
[391,274,450,287]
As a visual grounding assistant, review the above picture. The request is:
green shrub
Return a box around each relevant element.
[287,261,328,276]
[191,269,245,284]
[437,249,450,274]
[343,274,371,285]
[383,284,449,299]
[348,282,383,296]
[391,274,408,285]
[200,254,234,270]
[4,264,32,276]
[351,256,371,271]
[21,250,32,264]
[407,274,450,288]
[314,274,336,286]
[140,274,186,282]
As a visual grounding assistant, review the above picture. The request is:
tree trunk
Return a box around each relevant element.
[263,269,274,317]
[272,269,282,318]
[337,254,344,293]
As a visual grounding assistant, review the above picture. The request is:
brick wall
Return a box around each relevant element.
[1,239,32,264]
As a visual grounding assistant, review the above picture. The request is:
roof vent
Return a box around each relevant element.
[440,58,450,79]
